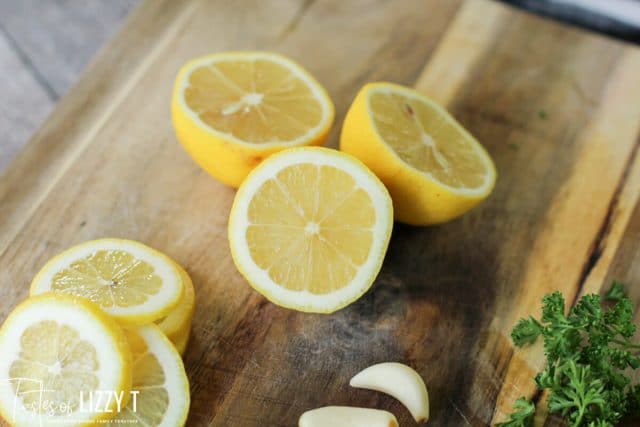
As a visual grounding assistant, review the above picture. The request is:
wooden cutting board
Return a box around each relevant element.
[1,0,640,425]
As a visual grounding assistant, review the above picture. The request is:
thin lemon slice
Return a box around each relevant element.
[341,82,496,225]
[0,293,131,426]
[228,147,393,313]
[170,322,191,356]
[155,263,195,350]
[30,239,183,325]
[172,51,335,187]
[104,325,190,427]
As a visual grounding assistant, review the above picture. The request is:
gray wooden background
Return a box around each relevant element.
[0,0,138,174]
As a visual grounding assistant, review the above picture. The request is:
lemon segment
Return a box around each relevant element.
[228,147,393,313]
[340,82,496,225]
[30,239,184,325]
[172,51,335,187]
[0,293,132,426]
[104,325,190,427]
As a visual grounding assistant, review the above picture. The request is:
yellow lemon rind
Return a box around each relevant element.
[155,262,195,339]
[169,323,192,356]
[111,324,189,427]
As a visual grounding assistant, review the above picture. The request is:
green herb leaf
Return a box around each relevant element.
[502,282,640,426]
[605,281,627,302]
[512,316,542,347]
[496,397,535,427]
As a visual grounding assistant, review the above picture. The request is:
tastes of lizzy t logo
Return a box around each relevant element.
[3,377,139,424]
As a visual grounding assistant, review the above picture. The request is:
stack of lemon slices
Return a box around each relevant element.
[0,239,192,426]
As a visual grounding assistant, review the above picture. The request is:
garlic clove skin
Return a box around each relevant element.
[350,362,429,423]
[298,406,399,427]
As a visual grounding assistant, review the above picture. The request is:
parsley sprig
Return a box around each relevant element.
[496,398,535,427]
[497,282,640,427]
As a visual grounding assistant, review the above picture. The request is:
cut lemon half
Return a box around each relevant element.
[172,51,335,187]
[228,147,393,313]
[155,263,195,339]
[104,324,190,427]
[340,82,496,225]
[0,293,132,426]
[30,239,183,325]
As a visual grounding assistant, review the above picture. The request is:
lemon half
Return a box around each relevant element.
[228,147,393,313]
[341,82,496,225]
[172,51,335,187]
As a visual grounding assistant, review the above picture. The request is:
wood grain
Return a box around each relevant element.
[0,0,139,97]
[0,34,53,173]
[0,0,139,175]
[1,0,640,426]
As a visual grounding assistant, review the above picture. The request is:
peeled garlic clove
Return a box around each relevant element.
[350,362,429,423]
[299,406,399,427]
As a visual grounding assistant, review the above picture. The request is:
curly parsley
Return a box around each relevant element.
[497,282,640,427]
[497,397,535,427]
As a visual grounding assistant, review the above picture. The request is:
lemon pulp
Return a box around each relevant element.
[51,249,162,309]
[369,91,487,189]
[30,239,183,325]
[247,163,376,294]
[9,320,99,415]
[229,147,393,313]
[184,57,325,144]
[103,326,190,426]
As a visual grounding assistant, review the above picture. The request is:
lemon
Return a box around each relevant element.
[30,239,184,325]
[155,263,195,353]
[228,147,393,313]
[172,51,335,188]
[340,82,496,225]
[0,293,132,426]
[103,324,190,427]
[154,263,194,341]
[171,323,191,356]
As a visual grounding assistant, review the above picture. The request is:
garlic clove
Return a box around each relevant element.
[350,362,429,423]
[299,406,399,427]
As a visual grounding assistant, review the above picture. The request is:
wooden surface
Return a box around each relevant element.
[1,0,640,426]
[499,0,640,44]
[0,0,138,173]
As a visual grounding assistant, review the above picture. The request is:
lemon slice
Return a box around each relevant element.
[30,239,184,325]
[0,293,131,426]
[228,147,393,313]
[104,325,190,427]
[155,263,195,351]
[171,326,191,356]
[340,82,496,225]
[172,51,335,187]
